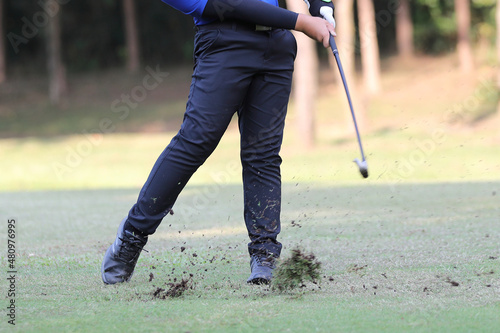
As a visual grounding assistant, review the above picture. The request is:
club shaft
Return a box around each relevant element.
[329,35,366,162]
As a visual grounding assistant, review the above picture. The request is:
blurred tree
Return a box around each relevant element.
[396,0,414,59]
[336,0,367,132]
[497,1,500,120]
[0,0,5,83]
[136,1,195,66]
[123,0,140,72]
[455,0,474,72]
[62,0,126,72]
[286,0,318,147]
[357,0,381,95]
[47,1,67,105]
[413,1,454,54]
[3,0,497,87]
[336,0,355,82]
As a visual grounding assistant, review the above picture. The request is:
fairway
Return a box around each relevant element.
[1,181,498,332]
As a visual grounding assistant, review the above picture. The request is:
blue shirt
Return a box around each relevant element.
[161,0,279,25]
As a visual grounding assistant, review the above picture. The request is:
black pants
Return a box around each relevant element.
[127,23,297,258]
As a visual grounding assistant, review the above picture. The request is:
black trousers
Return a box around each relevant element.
[127,23,297,258]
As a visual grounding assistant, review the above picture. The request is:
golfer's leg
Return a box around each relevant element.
[239,75,293,259]
[127,31,252,235]
[239,29,296,258]
[126,120,231,235]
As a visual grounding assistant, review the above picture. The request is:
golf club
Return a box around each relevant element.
[320,7,369,178]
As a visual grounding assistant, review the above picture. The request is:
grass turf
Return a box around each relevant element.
[1,182,499,332]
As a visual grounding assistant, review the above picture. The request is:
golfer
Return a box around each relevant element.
[102,0,335,285]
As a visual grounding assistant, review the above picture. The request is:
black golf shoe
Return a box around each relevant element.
[101,219,148,284]
[247,255,276,285]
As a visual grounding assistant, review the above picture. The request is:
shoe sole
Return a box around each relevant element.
[247,277,271,285]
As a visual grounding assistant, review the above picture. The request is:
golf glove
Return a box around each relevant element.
[303,0,335,26]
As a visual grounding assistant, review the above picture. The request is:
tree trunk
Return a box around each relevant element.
[47,1,67,106]
[497,1,500,92]
[336,0,367,133]
[0,0,6,83]
[455,0,474,73]
[327,0,355,82]
[336,0,355,83]
[123,0,140,73]
[286,0,318,148]
[496,2,500,125]
[396,0,414,59]
[357,0,381,95]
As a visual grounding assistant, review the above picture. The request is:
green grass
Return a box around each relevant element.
[1,56,499,191]
[0,126,499,191]
[0,182,499,331]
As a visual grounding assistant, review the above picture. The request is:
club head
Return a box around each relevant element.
[353,158,368,178]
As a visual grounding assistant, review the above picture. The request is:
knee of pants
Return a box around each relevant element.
[171,130,223,166]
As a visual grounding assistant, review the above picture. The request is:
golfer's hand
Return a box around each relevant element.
[295,14,336,48]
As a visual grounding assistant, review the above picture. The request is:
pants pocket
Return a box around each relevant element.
[193,29,221,60]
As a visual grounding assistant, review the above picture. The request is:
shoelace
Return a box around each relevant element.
[118,233,148,263]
